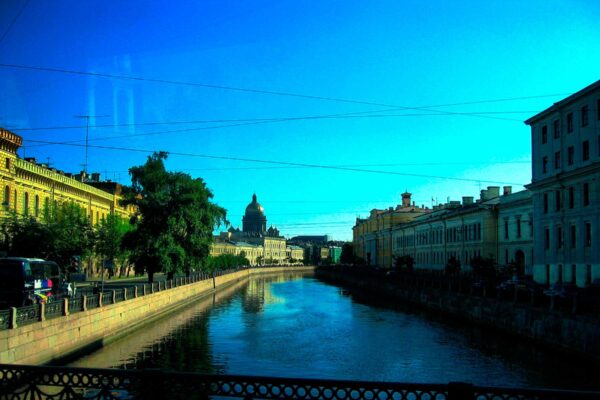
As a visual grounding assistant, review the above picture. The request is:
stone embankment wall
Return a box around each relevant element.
[0,266,314,365]
[316,268,600,363]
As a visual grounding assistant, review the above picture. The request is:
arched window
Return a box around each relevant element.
[23,192,29,216]
[3,186,9,209]
[34,195,40,217]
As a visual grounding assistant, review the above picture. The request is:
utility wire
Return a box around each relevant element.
[0,0,30,45]
[22,139,528,186]
[20,109,542,150]
[0,62,524,122]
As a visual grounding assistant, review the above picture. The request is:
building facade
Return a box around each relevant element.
[0,128,132,223]
[525,80,600,286]
[353,192,429,268]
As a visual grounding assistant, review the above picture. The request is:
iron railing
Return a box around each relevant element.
[0,364,598,400]
[0,266,303,330]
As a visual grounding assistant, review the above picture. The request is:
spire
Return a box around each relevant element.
[252,193,257,202]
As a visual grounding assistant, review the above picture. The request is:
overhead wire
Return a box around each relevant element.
[21,139,528,186]
[0,0,31,45]
[0,62,528,122]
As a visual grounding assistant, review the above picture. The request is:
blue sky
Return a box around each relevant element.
[1,1,599,240]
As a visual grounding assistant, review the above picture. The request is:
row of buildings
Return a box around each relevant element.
[210,194,340,265]
[353,80,600,288]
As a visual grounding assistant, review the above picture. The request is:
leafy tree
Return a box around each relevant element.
[0,202,94,269]
[470,255,497,279]
[340,242,355,265]
[121,152,227,282]
[445,256,461,275]
[393,254,414,272]
[95,214,133,277]
[206,253,250,271]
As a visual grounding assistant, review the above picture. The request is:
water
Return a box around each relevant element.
[69,273,598,389]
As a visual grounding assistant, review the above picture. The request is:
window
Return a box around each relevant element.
[541,125,548,144]
[504,218,509,239]
[3,186,9,209]
[570,224,577,248]
[516,217,521,238]
[555,190,561,211]
[542,156,548,173]
[13,190,17,211]
[582,105,589,126]
[554,151,561,169]
[34,195,39,217]
[5,158,9,170]
[557,226,563,249]
[543,193,548,213]
[23,192,29,216]
[544,227,550,250]
[583,183,590,206]
[568,187,574,209]
[558,265,563,283]
[567,113,573,133]
[583,140,590,161]
[585,222,591,247]
[587,265,592,285]
[553,119,560,138]
[567,146,574,165]
[571,265,577,284]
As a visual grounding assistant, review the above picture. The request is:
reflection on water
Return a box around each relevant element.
[70,273,598,389]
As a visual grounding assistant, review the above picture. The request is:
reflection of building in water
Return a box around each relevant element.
[242,276,287,313]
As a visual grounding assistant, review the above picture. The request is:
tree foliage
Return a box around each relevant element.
[0,202,94,267]
[205,253,250,271]
[340,242,355,265]
[95,214,133,275]
[121,152,227,281]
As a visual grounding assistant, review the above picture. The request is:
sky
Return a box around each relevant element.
[0,1,599,241]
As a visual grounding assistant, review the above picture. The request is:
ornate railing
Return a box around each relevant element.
[44,300,64,319]
[15,305,39,326]
[0,310,9,330]
[0,364,598,400]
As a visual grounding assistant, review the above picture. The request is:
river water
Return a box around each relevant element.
[69,273,598,389]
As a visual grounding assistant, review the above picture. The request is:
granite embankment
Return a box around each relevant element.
[316,267,600,363]
[0,266,314,365]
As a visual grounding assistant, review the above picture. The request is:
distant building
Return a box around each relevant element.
[353,191,429,268]
[288,235,330,245]
[212,194,290,265]
[525,80,600,286]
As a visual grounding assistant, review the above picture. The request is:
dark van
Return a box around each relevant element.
[0,258,71,308]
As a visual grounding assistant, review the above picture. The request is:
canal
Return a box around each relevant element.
[69,272,598,389]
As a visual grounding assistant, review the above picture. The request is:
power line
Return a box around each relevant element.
[0,62,525,122]
[21,139,528,186]
[0,0,30,45]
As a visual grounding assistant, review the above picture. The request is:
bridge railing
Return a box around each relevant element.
[0,364,598,400]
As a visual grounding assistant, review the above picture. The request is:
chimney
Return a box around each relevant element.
[91,172,100,182]
[503,186,512,196]
[487,186,500,199]
[24,157,36,164]
[462,196,474,205]
[401,191,412,208]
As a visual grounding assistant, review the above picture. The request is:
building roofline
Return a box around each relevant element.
[524,80,600,125]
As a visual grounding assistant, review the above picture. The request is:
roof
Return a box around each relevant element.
[525,80,600,125]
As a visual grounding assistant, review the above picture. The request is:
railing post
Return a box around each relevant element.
[63,298,69,316]
[10,307,17,329]
[39,302,45,321]
[143,285,147,296]
[111,290,116,304]
[82,295,87,311]
[448,382,474,400]
[98,292,103,307]
[134,286,138,298]
[151,283,154,294]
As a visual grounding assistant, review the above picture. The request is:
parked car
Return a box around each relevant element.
[496,276,538,293]
[0,257,73,308]
[543,282,578,299]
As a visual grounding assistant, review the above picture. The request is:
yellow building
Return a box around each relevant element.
[0,128,133,223]
[210,239,263,265]
[353,192,429,268]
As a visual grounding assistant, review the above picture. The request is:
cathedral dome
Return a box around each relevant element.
[245,193,265,216]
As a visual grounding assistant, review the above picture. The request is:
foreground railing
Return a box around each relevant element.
[0,364,598,400]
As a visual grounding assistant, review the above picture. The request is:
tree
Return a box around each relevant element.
[95,214,133,278]
[445,256,461,275]
[393,255,414,272]
[340,242,355,265]
[121,152,227,282]
[0,202,94,269]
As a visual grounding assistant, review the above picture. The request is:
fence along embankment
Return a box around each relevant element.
[0,266,314,365]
